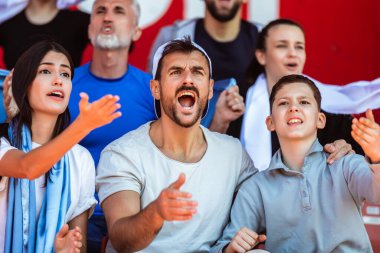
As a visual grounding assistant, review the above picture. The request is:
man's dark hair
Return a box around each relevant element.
[154,36,211,80]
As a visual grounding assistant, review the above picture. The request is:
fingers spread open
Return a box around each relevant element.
[355,119,379,136]
[365,109,375,122]
[351,131,369,146]
[162,204,197,221]
[78,92,90,109]
[163,189,192,199]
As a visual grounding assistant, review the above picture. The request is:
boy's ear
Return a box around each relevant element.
[255,49,266,66]
[266,115,276,132]
[150,80,160,100]
[317,112,326,129]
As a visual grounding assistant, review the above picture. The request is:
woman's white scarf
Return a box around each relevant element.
[241,74,272,171]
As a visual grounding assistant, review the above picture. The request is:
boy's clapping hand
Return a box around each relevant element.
[351,109,380,163]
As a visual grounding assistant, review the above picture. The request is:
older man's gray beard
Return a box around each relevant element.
[92,34,129,50]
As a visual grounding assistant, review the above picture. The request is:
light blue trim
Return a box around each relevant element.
[0,69,10,88]
[201,78,237,127]
[0,69,9,122]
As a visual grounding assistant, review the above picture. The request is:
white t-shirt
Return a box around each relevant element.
[0,138,97,253]
[96,122,257,253]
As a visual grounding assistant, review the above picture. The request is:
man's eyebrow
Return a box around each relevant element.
[191,65,206,72]
[114,5,126,11]
[167,65,206,73]
[95,6,106,11]
[168,66,184,71]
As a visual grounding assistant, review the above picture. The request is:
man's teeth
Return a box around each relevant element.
[179,91,194,97]
[288,119,301,124]
[105,27,111,32]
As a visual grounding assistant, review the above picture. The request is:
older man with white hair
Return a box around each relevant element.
[67,0,156,252]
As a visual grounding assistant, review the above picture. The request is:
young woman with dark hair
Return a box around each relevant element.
[0,40,121,253]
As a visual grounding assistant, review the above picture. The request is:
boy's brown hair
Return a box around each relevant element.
[269,74,322,112]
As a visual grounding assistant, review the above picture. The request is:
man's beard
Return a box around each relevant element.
[160,86,208,128]
[92,34,129,50]
[205,0,241,22]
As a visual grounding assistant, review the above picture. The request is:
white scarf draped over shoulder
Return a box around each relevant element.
[310,76,380,114]
[241,74,272,171]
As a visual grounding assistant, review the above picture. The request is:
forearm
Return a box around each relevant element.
[109,202,164,253]
[0,118,91,179]
[68,211,89,253]
[209,116,229,134]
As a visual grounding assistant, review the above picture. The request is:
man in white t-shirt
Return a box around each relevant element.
[96,37,257,252]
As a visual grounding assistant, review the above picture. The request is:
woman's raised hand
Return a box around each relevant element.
[76,92,122,131]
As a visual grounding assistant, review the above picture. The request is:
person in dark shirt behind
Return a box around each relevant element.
[0,0,90,69]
